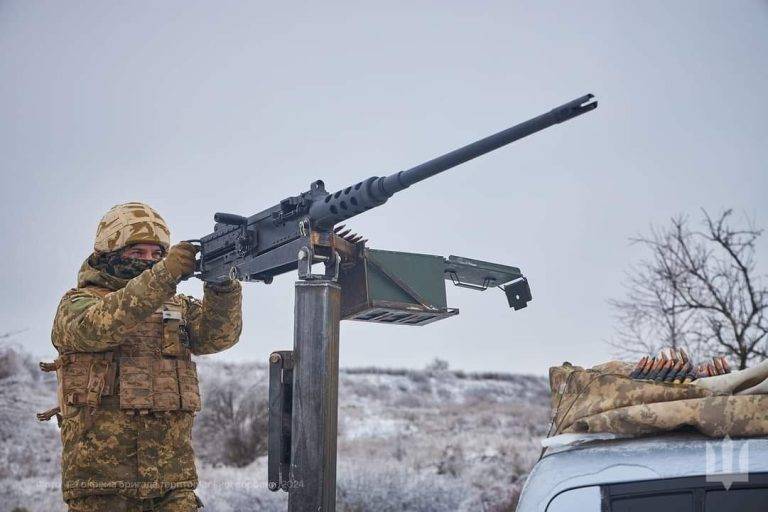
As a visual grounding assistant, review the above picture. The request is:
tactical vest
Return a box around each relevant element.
[38,292,202,423]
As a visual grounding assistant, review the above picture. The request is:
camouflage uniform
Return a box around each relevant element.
[44,203,243,511]
[549,362,768,438]
[67,488,201,512]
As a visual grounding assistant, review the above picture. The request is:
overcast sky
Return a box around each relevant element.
[1,1,766,374]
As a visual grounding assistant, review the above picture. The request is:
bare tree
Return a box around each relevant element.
[610,253,697,358]
[611,209,768,369]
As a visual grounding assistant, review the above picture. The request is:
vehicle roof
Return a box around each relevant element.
[516,433,768,512]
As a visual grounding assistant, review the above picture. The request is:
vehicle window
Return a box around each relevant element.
[602,474,768,512]
[546,486,601,511]
[611,492,693,512]
[705,488,768,511]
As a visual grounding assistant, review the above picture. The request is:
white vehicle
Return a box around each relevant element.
[516,433,768,512]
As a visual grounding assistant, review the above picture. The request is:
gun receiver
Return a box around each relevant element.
[197,94,597,283]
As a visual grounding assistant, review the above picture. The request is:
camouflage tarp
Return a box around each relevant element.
[549,362,768,438]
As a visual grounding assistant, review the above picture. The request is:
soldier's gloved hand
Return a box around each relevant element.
[163,242,199,281]
[206,279,240,293]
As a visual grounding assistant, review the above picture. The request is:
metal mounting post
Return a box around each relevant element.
[268,350,294,492]
[288,280,341,512]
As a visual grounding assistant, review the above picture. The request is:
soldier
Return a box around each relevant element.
[40,202,243,511]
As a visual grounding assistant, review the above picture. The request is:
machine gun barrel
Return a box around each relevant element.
[309,94,596,229]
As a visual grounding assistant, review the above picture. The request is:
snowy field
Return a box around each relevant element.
[0,344,549,512]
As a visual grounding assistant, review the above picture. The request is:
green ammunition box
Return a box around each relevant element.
[340,249,458,326]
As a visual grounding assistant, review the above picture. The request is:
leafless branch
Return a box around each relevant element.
[610,209,767,369]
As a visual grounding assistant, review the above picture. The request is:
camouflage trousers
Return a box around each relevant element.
[67,489,202,511]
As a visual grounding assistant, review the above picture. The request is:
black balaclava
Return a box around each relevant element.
[90,250,158,280]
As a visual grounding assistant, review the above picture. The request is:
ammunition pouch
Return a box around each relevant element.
[38,352,117,420]
[39,301,202,420]
[118,357,201,413]
[178,359,202,412]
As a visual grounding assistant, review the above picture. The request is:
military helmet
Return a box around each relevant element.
[94,202,171,253]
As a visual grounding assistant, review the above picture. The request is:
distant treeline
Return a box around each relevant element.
[341,366,543,383]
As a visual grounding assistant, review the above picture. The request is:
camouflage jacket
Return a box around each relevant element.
[51,256,242,501]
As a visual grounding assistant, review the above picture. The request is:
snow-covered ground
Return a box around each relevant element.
[0,343,550,512]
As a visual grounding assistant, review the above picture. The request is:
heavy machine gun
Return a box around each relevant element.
[195,94,596,286]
